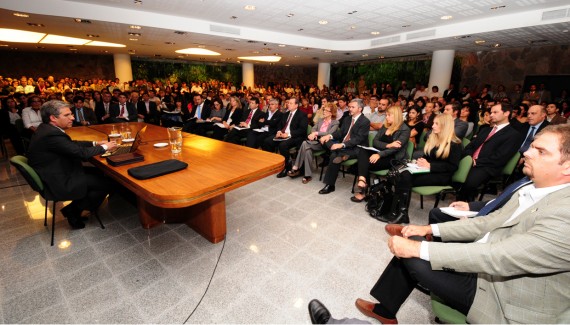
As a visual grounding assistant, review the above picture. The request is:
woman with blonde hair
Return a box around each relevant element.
[212,96,242,140]
[377,114,462,223]
[351,106,410,202]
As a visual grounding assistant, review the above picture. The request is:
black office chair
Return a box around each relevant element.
[10,155,105,246]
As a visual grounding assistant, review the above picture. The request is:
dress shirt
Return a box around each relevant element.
[284,109,297,135]
[22,107,42,129]
[261,110,276,132]
[421,182,570,260]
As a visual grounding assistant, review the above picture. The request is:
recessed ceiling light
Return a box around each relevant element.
[278,44,286,47]
[74,18,91,24]
[285,64,290,66]
[237,56,281,62]
[298,28,304,31]
[490,5,506,10]
[0,44,8,47]
[230,16,238,19]
[492,43,501,47]
[176,48,221,55]
[371,31,380,35]
[319,20,328,25]
[36,46,45,49]
[128,32,141,36]
[87,34,99,38]
[130,25,142,29]
[402,24,411,28]
[129,38,138,41]
[273,53,280,56]
[287,13,294,17]
[134,0,143,4]
[69,48,77,51]
[294,55,300,58]
[225,48,234,51]
[475,40,486,44]
[244,5,256,11]
[26,23,45,27]
[165,41,175,45]
[174,31,187,35]
[350,26,356,30]
[379,56,385,59]
[198,45,206,48]
[324,50,332,53]
[563,29,568,33]
[362,54,368,57]
[252,51,259,54]
[13,13,29,18]
[440,15,453,20]
[348,10,357,14]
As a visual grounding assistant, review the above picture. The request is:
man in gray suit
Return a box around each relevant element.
[309,124,570,324]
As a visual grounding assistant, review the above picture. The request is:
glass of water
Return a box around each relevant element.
[167,127,183,154]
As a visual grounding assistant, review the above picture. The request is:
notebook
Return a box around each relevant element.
[102,125,147,157]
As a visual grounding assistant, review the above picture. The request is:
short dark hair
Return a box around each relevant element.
[249,97,260,105]
[72,96,84,104]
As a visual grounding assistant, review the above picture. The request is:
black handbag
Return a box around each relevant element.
[365,159,408,218]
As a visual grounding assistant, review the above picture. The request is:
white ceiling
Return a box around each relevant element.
[1,0,569,65]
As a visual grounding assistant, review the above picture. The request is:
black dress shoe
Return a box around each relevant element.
[332,155,350,164]
[67,217,86,230]
[61,206,88,222]
[276,169,288,178]
[308,299,331,324]
[318,185,335,194]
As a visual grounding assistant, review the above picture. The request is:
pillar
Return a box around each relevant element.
[242,63,254,89]
[428,50,455,94]
[113,53,133,83]
[317,63,331,90]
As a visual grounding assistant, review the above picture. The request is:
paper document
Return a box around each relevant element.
[233,126,250,131]
[440,207,478,218]
[273,136,291,141]
[253,128,266,133]
[357,145,380,153]
[214,123,227,129]
[402,163,430,174]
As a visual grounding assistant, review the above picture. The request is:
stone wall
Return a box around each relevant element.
[0,51,116,80]
[457,45,570,90]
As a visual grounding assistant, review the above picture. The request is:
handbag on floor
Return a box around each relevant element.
[365,159,407,217]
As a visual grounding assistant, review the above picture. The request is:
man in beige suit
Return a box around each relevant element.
[309,124,570,324]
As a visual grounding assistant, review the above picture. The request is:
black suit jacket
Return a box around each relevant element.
[27,123,105,200]
[189,102,212,120]
[110,102,137,122]
[262,110,283,134]
[136,101,160,125]
[240,108,265,129]
[278,109,308,140]
[463,124,522,172]
[222,108,243,126]
[518,120,550,138]
[331,114,370,150]
[95,101,113,124]
[71,107,98,126]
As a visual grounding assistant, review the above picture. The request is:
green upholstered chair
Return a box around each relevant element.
[431,294,467,324]
[478,152,521,201]
[412,155,473,209]
[10,155,104,246]
[417,129,428,150]
[461,137,470,149]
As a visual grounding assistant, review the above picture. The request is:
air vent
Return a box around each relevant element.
[541,8,568,20]
[406,29,436,40]
[528,39,550,45]
[210,24,241,35]
[371,35,400,46]
[247,40,258,43]
[174,31,187,35]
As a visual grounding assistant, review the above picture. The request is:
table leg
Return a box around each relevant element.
[136,194,227,243]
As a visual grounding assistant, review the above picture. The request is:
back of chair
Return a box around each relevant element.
[10,155,44,193]
[502,152,521,176]
[368,132,375,147]
[451,155,473,184]
[418,129,428,149]
[461,137,471,148]
[406,141,414,160]
[307,124,312,135]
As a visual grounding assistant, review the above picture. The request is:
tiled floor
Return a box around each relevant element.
[0,143,458,324]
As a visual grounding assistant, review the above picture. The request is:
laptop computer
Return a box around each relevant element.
[101,125,147,157]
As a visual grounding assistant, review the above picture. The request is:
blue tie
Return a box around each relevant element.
[519,126,536,153]
[476,176,532,216]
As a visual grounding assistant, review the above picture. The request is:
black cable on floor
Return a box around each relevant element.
[182,237,226,324]
[0,184,27,190]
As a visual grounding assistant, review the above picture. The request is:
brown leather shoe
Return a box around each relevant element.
[385,224,404,237]
[355,298,398,324]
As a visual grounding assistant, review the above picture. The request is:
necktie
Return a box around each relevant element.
[196,104,202,119]
[343,118,355,142]
[105,103,109,114]
[473,126,497,161]
[281,112,292,133]
[245,110,253,125]
[78,109,84,122]
[120,104,125,116]
[476,176,531,216]
[519,126,536,153]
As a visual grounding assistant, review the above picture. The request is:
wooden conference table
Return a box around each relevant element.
[66,122,284,243]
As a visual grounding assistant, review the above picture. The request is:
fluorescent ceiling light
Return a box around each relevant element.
[238,56,282,62]
[40,34,89,45]
[86,41,126,47]
[0,28,45,43]
[175,48,221,55]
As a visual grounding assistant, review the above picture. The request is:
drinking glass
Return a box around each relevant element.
[167,127,183,154]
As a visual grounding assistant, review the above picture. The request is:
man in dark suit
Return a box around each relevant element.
[71,96,97,126]
[136,92,160,125]
[458,102,522,201]
[27,100,117,229]
[246,99,282,149]
[546,102,567,125]
[94,91,114,124]
[225,97,265,144]
[110,92,137,123]
[183,93,212,134]
[318,99,370,194]
[262,97,308,177]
